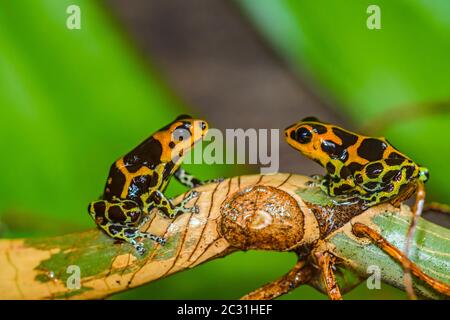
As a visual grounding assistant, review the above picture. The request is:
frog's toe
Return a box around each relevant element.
[190,205,200,214]
[306,180,322,188]
[189,190,200,198]
[179,191,200,207]
[133,242,146,256]
[142,232,166,245]
[305,180,316,187]
[137,246,146,255]
[168,212,177,219]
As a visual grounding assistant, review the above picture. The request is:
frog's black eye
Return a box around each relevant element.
[293,127,312,144]
[173,127,191,142]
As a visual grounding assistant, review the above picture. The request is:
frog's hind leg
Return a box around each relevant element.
[88,199,144,226]
[356,164,410,208]
[305,174,324,187]
[352,222,450,298]
[88,199,165,255]
[174,168,224,188]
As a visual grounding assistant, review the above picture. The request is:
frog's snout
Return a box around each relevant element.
[198,120,208,137]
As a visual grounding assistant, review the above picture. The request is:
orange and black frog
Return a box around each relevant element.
[284,117,429,207]
[284,117,433,298]
[88,115,221,254]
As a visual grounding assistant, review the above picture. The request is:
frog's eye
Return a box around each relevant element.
[173,127,191,142]
[293,127,312,144]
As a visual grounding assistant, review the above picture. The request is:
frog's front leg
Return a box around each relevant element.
[313,161,362,201]
[88,199,166,254]
[321,174,363,205]
[305,174,324,187]
[146,189,199,219]
[174,168,224,188]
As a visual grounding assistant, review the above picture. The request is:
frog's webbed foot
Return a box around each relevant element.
[131,240,146,255]
[169,190,200,217]
[88,199,166,255]
[88,198,144,227]
[306,174,325,187]
[129,237,165,255]
[131,237,165,256]
[178,190,200,212]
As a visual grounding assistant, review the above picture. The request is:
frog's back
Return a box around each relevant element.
[329,125,412,167]
[307,121,412,168]
[103,136,169,202]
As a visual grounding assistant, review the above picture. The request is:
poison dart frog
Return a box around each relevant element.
[285,117,433,299]
[284,117,429,207]
[88,115,221,254]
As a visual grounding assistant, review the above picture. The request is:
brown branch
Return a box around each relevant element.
[0,173,449,300]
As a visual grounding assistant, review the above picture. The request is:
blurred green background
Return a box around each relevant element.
[1,0,449,300]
